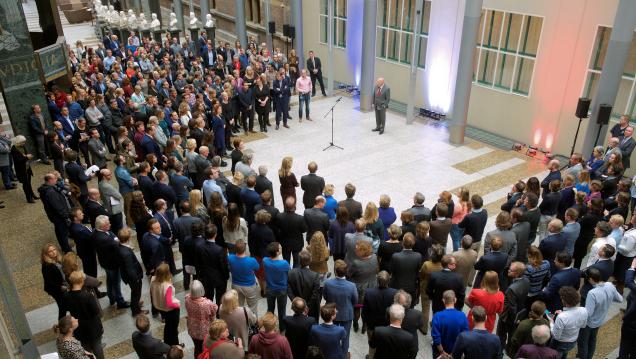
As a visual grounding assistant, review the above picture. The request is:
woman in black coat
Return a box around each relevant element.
[41,243,67,319]
[253,76,270,132]
[64,270,104,359]
[11,135,37,203]
[48,132,66,177]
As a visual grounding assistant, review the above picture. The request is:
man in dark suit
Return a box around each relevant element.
[389,234,422,305]
[283,298,316,359]
[201,43,216,68]
[520,193,541,244]
[371,77,391,134]
[306,50,326,97]
[28,104,51,164]
[93,215,129,308]
[69,208,97,277]
[459,195,489,250]
[618,126,636,169]
[394,290,425,356]
[363,270,398,352]
[137,162,155,207]
[278,197,308,268]
[427,255,465,314]
[501,182,525,212]
[84,188,109,229]
[474,236,508,288]
[287,250,321,320]
[304,196,330,242]
[172,201,203,289]
[140,127,164,167]
[273,70,292,129]
[255,165,274,206]
[117,228,147,316]
[195,224,229,304]
[65,150,94,205]
[452,306,502,359]
[429,203,452,248]
[310,303,347,359]
[132,314,170,359]
[538,252,581,312]
[323,260,358,356]
[580,244,615,303]
[510,208,531,263]
[151,171,177,212]
[369,304,417,359]
[153,199,179,275]
[496,262,529,349]
[538,219,567,273]
[300,161,325,210]
[338,183,363,221]
[240,175,262,226]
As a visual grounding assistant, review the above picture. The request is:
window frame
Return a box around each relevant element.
[319,0,348,49]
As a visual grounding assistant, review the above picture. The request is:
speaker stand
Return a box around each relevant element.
[569,116,584,157]
[593,124,605,149]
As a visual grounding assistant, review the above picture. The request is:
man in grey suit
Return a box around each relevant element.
[618,126,636,169]
[484,211,518,268]
[88,128,108,169]
[510,208,531,263]
[98,169,124,235]
[372,77,390,135]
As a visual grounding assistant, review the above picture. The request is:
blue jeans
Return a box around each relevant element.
[550,338,576,359]
[334,320,352,356]
[450,224,464,251]
[0,166,12,189]
[577,326,599,359]
[266,289,287,331]
[104,268,125,305]
[298,93,310,118]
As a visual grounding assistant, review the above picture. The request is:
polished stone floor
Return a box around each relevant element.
[0,95,626,358]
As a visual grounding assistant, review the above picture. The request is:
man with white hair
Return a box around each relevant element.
[618,125,636,169]
[369,303,416,358]
[255,165,274,205]
[372,77,391,135]
[93,215,129,308]
[515,324,558,358]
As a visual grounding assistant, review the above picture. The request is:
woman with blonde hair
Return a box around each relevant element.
[61,252,103,296]
[278,156,299,202]
[189,189,210,223]
[378,194,396,240]
[184,138,199,182]
[377,224,403,272]
[466,270,504,332]
[219,289,257,353]
[185,280,218,357]
[419,243,444,331]
[576,170,591,195]
[308,232,330,274]
[323,184,338,220]
[348,239,378,333]
[41,243,67,319]
[226,171,245,209]
[150,263,180,345]
[363,201,384,251]
[451,187,471,251]
[64,271,104,359]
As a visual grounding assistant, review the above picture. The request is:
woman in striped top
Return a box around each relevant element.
[524,246,551,301]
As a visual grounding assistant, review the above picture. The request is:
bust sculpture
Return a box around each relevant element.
[205,14,215,28]
[150,13,160,30]
[169,12,178,30]
[138,13,148,30]
[189,12,199,28]
[127,9,137,29]
[119,11,127,27]
[94,0,103,18]
[109,6,119,25]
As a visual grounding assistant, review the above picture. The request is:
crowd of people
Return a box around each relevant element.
[0,17,633,359]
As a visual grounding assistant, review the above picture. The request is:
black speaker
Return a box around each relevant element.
[597,104,613,125]
[576,97,591,118]
[268,21,276,34]
[283,24,290,37]
[289,26,296,38]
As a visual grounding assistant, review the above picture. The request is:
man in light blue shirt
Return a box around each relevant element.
[562,208,581,256]
[103,49,116,71]
[576,267,622,359]
[201,167,227,206]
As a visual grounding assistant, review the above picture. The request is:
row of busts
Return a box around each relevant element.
[93,0,215,30]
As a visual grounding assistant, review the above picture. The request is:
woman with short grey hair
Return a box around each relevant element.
[11,135,37,203]
[184,280,217,358]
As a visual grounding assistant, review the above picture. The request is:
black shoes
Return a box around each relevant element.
[353,321,359,332]
[117,301,131,309]
[372,128,379,132]
[379,129,384,135]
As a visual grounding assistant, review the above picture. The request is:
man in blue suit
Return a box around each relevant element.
[57,107,76,140]
[473,236,508,288]
[323,260,357,357]
[240,175,262,226]
[151,171,177,212]
[538,219,568,274]
[539,252,581,312]
[140,127,165,168]
[310,303,347,359]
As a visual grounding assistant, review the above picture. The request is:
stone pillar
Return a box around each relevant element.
[263,0,273,52]
[0,0,49,150]
[174,0,184,33]
[359,0,378,111]
[141,0,151,17]
[200,0,209,20]
[326,0,334,95]
[580,0,636,155]
[406,0,424,124]
[291,0,304,70]
[234,0,247,48]
[448,0,483,144]
[132,0,141,13]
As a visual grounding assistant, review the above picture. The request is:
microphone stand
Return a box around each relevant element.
[322,97,344,151]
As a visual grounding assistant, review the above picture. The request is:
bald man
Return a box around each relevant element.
[84,188,109,229]
[372,77,391,135]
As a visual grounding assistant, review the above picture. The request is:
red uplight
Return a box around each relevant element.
[533,129,542,145]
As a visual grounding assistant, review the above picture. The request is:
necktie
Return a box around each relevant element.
[376,87,381,96]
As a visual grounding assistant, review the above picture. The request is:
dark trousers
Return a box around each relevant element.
[53,219,72,253]
[333,253,345,261]
[204,281,227,305]
[21,175,35,202]
[619,326,636,358]
[161,307,180,345]
[310,73,326,96]
[266,289,288,331]
[192,337,204,358]
[577,326,599,359]
[129,279,143,315]
[0,165,13,188]
[103,125,116,153]
[81,336,105,359]
[77,247,97,278]
[275,97,290,125]
[282,247,300,268]
[34,134,48,160]
[241,108,254,132]
[334,320,352,355]
[104,268,125,305]
[496,319,514,351]
[52,293,68,319]
[163,244,177,274]
[298,93,310,118]
[110,213,123,236]
[375,108,386,130]
[256,110,268,131]
[53,159,64,177]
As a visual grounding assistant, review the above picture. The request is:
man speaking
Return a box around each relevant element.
[372,78,390,135]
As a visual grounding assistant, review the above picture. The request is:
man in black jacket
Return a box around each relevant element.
[84,188,109,229]
[283,298,316,359]
[64,150,94,205]
[255,165,274,206]
[278,197,307,268]
[363,271,397,357]
[338,183,363,221]
[238,82,254,133]
[300,161,325,210]
[195,224,229,303]
[304,196,329,244]
[287,250,321,320]
[389,234,422,306]
[151,171,177,212]
[496,261,529,349]
[132,314,170,359]
[93,215,129,308]
[369,304,416,359]
[473,236,509,288]
[140,219,166,277]
[172,201,203,289]
[427,255,465,313]
[28,104,51,164]
[118,227,148,316]
[306,51,327,97]
[39,172,73,253]
[458,195,488,250]
[521,193,541,244]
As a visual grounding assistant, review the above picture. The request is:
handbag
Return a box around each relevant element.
[243,307,259,343]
